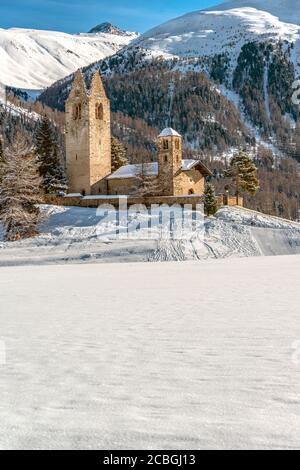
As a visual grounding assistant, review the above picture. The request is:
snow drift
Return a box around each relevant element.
[0,205,299,266]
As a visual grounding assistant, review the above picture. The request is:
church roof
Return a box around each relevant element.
[159,128,181,138]
[107,159,212,180]
[107,163,157,180]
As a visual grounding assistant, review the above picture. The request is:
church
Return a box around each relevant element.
[65,70,212,197]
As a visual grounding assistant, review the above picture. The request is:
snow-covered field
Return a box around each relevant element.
[0,205,299,266]
[0,255,300,449]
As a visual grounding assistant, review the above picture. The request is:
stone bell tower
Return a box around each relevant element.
[157,128,182,195]
[65,69,111,195]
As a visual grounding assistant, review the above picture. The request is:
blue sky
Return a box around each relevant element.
[1,0,222,33]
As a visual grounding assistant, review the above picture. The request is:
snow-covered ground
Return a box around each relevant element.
[0,27,138,90]
[0,255,300,449]
[0,205,299,266]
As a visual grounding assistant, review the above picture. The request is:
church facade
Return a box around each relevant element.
[65,70,212,197]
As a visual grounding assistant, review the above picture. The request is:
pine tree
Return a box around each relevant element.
[204,183,218,216]
[0,133,43,241]
[226,149,259,204]
[111,137,128,172]
[35,116,68,194]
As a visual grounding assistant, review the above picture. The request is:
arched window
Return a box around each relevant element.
[73,103,81,120]
[175,139,180,150]
[163,139,169,150]
[95,103,103,120]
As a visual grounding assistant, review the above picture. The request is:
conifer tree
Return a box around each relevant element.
[111,137,128,172]
[226,149,259,204]
[0,133,43,241]
[204,183,218,216]
[35,117,68,194]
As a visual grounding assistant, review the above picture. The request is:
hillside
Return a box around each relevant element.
[0,205,299,266]
[0,26,138,90]
[40,62,253,152]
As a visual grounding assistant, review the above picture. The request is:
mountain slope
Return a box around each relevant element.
[134,6,300,70]
[0,27,138,90]
[206,0,300,26]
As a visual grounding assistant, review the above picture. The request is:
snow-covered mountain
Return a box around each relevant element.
[88,22,136,36]
[134,3,300,72]
[0,26,138,90]
[205,0,300,26]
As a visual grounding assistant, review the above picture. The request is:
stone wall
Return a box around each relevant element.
[44,194,205,209]
[108,171,205,198]
[45,193,243,209]
[108,177,138,196]
[174,169,205,196]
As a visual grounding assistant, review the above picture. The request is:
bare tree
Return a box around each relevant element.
[130,161,160,197]
[0,132,43,241]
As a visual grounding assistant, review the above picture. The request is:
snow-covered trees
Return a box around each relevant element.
[0,133,42,241]
[35,117,68,194]
[226,150,259,205]
[111,137,128,172]
[204,183,218,216]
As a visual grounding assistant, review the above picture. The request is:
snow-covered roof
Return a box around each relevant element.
[83,195,125,200]
[65,193,83,198]
[182,159,198,171]
[107,159,212,180]
[107,163,158,180]
[158,128,181,138]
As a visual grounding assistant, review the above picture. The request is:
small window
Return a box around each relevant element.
[73,103,81,120]
[163,139,169,150]
[175,139,180,150]
[164,155,168,162]
[95,103,103,120]
[76,154,78,161]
